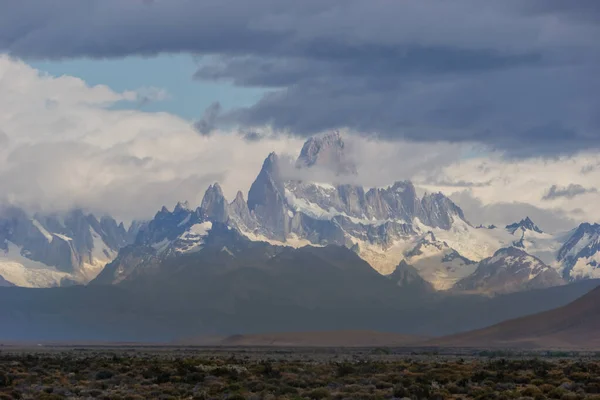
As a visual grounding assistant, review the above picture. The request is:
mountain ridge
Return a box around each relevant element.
[3,132,600,292]
[0,206,136,287]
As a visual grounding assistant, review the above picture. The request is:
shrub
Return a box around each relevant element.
[94,370,114,380]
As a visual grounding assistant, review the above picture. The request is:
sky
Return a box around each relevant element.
[0,0,599,230]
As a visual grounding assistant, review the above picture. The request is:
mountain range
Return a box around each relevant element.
[0,207,138,287]
[1,132,599,342]
[2,132,600,294]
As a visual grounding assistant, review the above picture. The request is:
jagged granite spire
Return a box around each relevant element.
[420,192,467,230]
[247,152,289,240]
[229,190,259,231]
[296,131,357,175]
[174,201,191,213]
[201,183,229,223]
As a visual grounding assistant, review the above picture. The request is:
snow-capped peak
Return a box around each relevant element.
[506,217,543,234]
[557,223,600,280]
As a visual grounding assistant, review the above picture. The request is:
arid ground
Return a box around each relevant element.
[2,346,600,399]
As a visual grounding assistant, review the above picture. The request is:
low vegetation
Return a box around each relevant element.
[2,347,600,399]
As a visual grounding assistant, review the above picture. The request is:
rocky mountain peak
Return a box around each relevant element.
[454,245,564,295]
[174,201,191,213]
[248,153,285,209]
[391,180,414,193]
[228,190,259,232]
[296,131,357,175]
[262,152,280,172]
[506,217,543,234]
[557,222,600,280]
[201,183,229,223]
[0,206,131,286]
[233,190,245,205]
[247,153,288,240]
[572,222,600,237]
[420,192,467,229]
[387,260,435,293]
[492,246,526,258]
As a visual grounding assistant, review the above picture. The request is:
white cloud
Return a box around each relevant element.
[417,153,600,231]
[0,54,598,232]
[0,55,305,221]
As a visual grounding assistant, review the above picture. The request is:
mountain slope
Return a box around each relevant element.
[94,133,600,295]
[432,283,600,349]
[233,133,482,275]
[0,207,132,287]
[2,273,598,342]
[386,260,435,295]
[216,330,423,347]
[453,247,565,295]
[402,232,476,290]
[557,223,600,280]
[0,274,14,287]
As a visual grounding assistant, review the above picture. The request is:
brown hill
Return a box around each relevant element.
[217,330,425,347]
[430,285,600,349]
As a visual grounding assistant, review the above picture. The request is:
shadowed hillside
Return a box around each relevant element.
[431,284,600,349]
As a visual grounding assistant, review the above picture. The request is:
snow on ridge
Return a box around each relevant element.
[0,242,70,287]
[570,253,600,279]
[53,233,73,242]
[284,188,403,227]
[176,221,213,254]
[89,226,116,268]
[312,182,336,190]
[186,222,213,237]
[32,219,53,243]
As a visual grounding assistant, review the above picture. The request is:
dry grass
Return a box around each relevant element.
[2,347,600,399]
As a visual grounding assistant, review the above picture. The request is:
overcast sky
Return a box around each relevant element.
[0,1,599,230]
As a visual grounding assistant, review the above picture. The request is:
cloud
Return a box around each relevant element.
[134,87,170,107]
[0,1,599,154]
[543,184,598,200]
[0,56,306,221]
[193,102,222,136]
[449,190,577,233]
[418,152,600,230]
[2,55,600,231]
[272,136,467,190]
[0,130,9,147]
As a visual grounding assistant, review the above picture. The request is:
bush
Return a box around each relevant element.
[0,372,12,387]
[94,370,114,380]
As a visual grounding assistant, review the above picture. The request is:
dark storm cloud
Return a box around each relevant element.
[542,184,598,201]
[1,0,599,154]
